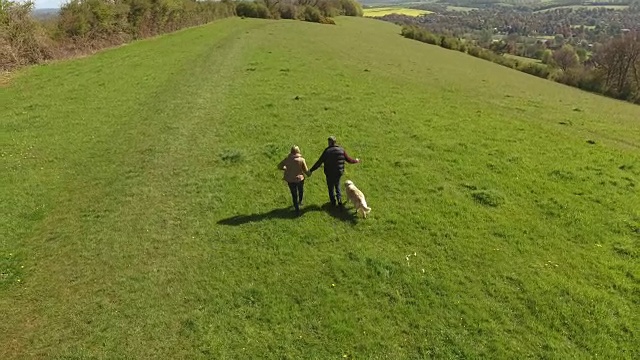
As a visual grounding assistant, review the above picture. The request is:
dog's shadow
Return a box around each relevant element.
[217,203,357,226]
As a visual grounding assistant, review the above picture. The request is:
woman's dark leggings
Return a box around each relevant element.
[288,180,304,211]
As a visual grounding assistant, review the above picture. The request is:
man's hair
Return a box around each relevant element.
[291,145,300,154]
[328,136,336,145]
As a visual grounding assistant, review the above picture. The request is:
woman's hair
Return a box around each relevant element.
[290,145,300,154]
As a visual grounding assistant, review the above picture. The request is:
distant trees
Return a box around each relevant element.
[552,45,579,71]
[541,49,553,65]
[489,40,509,55]
[236,0,362,23]
[592,33,640,100]
[384,6,640,45]
[576,48,587,63]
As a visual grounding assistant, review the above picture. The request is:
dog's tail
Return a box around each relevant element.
[361,200,371,213]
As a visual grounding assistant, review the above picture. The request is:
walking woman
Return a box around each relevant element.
[278,145,309,215]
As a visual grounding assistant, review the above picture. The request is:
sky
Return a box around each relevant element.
[33,0,64,9]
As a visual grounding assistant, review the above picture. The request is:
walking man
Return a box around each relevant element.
[308,136,360,208]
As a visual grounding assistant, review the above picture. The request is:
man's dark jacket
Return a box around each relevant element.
[309,145,357,177]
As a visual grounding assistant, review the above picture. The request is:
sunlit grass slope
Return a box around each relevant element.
[1,16,638,358]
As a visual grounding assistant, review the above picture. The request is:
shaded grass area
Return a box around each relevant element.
[1,17,639,358]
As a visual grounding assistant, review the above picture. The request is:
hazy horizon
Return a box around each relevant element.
[34,0,64,9]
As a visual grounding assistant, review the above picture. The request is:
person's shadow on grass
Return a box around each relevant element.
[217,203,357,226]
[320,203,358,224]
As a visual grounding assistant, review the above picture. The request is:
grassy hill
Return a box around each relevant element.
[1,16,639,358]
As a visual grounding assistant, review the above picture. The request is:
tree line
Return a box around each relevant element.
[401,25,640,104]
[236,0,362,23]
[1,0,362,71]
[401,6,640,43]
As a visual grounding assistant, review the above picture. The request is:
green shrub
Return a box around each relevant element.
[235,1,275,19]
[517,62,551,79]
[302,5,322,23]
[339,0,363,17]
[401,26,416,39]
[495,55,517,69]
[421,31,440,45]
[278,3,298,19]
[402,26,440,46]
[440,36,462,51]
[552,67,603,93]
[0,0,52,70]
[318,0,339,17]
[319,16,335,25]
[57,0,130,39]
[254,2,271,18]
[235,1,258,18]
[467,45,482,58]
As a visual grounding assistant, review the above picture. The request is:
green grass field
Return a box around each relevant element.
[2,16,639,358]
[363,7,432,17]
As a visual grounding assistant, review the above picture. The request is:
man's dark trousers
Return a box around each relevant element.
[326,174,342,206]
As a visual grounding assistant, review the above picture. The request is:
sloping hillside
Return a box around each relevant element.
[1,16,638,358]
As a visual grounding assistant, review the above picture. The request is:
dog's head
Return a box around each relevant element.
[345,180,354,187]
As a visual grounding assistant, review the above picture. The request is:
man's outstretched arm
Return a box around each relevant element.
[344,151,360,164]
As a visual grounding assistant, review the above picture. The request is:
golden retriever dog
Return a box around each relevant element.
[344,180,371,218]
